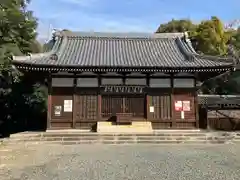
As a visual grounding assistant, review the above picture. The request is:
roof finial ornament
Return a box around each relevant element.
[50,53,58,61]
[26,52,32,61]
[52,28,62,38]
[183,31,190,43]
[184,31,189,39]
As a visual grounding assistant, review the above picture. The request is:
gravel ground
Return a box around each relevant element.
[0,144,240,180]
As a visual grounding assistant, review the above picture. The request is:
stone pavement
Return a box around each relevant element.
[0,143,240,180]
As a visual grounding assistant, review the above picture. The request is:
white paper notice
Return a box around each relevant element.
[150,106,154,113]
[181,111,185,119]
[64,100,72,112]
[175,101,182,111]
[182,101,190,111]
[54,106,62,116]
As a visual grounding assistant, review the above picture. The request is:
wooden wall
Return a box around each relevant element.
[48,72,198,130]
[51,87,73,129]
[199,109,240,130]
[174,92,196,129]
[148,89,172,129]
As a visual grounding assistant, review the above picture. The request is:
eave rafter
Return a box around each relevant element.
[14,64,233,73]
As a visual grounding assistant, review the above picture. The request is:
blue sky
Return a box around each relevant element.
[28,0,240,42]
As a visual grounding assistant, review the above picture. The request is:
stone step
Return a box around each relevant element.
[7,131,236,139]
[4,131,240,145]
[7,136,233,143]
[5,135,236,141]
[3,135,237,146]
[10,132,210,138]
[4,139,231,145]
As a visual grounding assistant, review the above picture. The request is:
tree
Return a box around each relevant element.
[194,16,230,56]
[231,27,240,53]
[194,18,239,94]
[30,40,42,53]
[156,17,240,94]
[156,17,230,56]
[0,0,37,87]
[0,0,47,136]
[156,19,197,34]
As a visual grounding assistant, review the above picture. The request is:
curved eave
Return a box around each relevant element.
[13,63,234,73]
[12,52,53,60]
[178,35,236,65]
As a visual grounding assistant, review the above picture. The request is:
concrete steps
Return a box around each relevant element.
[97,121,153,133]
[2,130,240,145]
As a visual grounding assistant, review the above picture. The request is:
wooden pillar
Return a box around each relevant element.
[146,96,150,120]
[206,106,211,131]
[97,95,102,121]
[170,73,176,128]
[146,74,150,120]
[194,74,199,129]
[97,74,102,121]
[72,75,77,129]
[47,73,52,129]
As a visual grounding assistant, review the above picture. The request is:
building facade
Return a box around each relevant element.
[12,31,235,130]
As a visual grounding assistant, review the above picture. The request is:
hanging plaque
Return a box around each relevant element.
[101,85,145,94]
[182,101,190,111]
[54,106,62,116]
[64,100,72,112]
[175,101,182,111]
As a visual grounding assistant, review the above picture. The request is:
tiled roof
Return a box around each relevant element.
[198,95,240,105]
[12,31,235,72]
[208,110,240,119]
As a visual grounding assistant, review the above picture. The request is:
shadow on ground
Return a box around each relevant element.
[0,113,47,138]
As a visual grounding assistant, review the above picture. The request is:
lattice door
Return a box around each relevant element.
[101,95,145,118]
[77,95,98,121]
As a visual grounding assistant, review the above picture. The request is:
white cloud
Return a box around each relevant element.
[36,13,154,42]
[31,0,156,41]
[58,0,100,7]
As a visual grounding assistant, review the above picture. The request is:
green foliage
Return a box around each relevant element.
[0,0,37,53]
[156,17,240,94]
[0,0,37,88]
[194,17,229,55]
[0,0,46,136]
[30,40,43,53]
[156,19,197,33]
[156,17,230,56]
[231,27,240,53]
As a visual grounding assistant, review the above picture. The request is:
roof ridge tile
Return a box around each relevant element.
[55,31,184,39]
